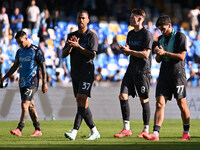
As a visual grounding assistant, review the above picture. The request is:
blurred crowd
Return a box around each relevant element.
[0,0,200,87]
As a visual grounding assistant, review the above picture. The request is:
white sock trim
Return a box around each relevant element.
[153,131,159,137]
[123,120,130,130]
[143,125,149,133]
[91,126,98,133]
[71,129,78,136]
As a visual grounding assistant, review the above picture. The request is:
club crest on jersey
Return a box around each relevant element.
[80,43,88,48]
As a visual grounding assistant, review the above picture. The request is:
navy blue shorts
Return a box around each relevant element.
[120,72,151,99]
[20,86,37,101]
[156,74,187,100]
[72,78,94,98]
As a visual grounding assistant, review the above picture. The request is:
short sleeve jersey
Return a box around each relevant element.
[126,27,153,74]
[15,44,45,88]
[65,29,98,80]
[158,32,187,76]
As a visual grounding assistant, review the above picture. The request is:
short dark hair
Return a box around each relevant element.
[77,9,89,17]
[156,15,171,27]
[131,8,146,19]
[15,30,27,39]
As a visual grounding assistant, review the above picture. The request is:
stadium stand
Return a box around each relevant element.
[0,0,200,87]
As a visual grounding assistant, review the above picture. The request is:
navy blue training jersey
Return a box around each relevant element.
[157,31,187,77]
[15,44,45,88]
[65,29,98,80]
[126,27,153,74]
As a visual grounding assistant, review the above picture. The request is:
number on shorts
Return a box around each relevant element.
[25,88,33,96]
[82,82,91,90]
[141,86,145,93]
[176,85,184,94]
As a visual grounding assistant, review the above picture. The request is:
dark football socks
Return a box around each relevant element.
[17,121,25,131]
[120,100,130,121]
[33,121,41,131]
[153,125,161,133]
[73,107,84,130]
[141,102,150,125]
[84,107,95,129]
[183,124,190,134]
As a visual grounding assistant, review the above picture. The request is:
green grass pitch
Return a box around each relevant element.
[0,119,199,150]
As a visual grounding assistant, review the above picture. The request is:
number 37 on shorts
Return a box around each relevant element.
[82,82,91,91]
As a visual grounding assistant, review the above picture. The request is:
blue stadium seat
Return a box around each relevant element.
[32,28,39,35]
[118,21,129,34]
[88,22,99,31]
[96,53,107,68]
[118,54,129,68]
[57,21,67,31]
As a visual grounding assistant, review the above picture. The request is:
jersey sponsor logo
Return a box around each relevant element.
[128,41,142,47]
[19,56,31,62]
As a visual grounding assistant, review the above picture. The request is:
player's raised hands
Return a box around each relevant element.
[67,36,80,48]
[154,45,166,56]
[119,44,130,54]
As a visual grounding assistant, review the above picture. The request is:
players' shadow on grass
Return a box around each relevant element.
[1,143,200,150]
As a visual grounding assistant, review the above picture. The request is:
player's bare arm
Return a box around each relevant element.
[120,44,150,59]
[39,62,48,93]
[1,61,19,81]
[155,45,186,61]
[154,46,162,63]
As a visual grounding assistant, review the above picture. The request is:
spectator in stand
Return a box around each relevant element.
[0,6,10,45]
[51,9,61,29]
[55,38,65,68]
[188,6,200,32]
[187,69,198,87]
[112,69,122,82]
[26,0,40,31]
[111,36,122,55]
[94,67,103,82]
[40,7,51,29]
[197,66,200,87]
[192,34,200,64]
[11,8,24,36]
[38,22,49,42]
[152,28,160,55]
[99,38,112,55]
[146,20,155,34]
[0,47,4,79]
[62,57,71,83]
[38,39,47,54]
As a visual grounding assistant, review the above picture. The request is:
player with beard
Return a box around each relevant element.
[62,10,100,140]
